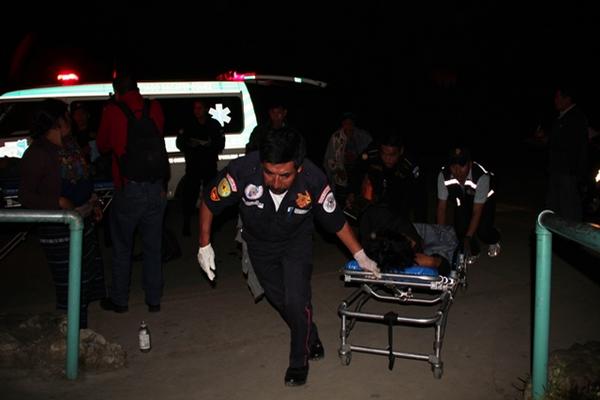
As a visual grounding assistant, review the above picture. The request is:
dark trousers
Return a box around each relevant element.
[182,169,216,225]
[248,237,319,368]
[109,181,167,306]
[453,196,500,255]
[546,173,582,221]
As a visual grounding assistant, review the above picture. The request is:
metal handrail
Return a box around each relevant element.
[0,209,83,380]
[533,210,600,399]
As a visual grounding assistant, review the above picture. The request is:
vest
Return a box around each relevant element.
[441,162,494,207]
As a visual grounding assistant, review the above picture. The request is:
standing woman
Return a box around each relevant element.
[19,99,106,329]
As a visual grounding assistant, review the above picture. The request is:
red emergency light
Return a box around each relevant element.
[57,71,80,84]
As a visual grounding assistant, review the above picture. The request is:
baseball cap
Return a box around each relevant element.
[447,146,471,167]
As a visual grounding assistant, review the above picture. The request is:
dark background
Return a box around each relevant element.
[2,1,600,169]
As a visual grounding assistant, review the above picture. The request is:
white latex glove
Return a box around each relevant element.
[353,249,381,278]
[197,244,216,281]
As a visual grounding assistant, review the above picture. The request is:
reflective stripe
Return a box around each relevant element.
[464,180,477,190]
[487,189,495,198]
[474,162,488,174]
[444,178,460,186]
[456,197,461,207]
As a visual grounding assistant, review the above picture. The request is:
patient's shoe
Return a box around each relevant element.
[284,366,308,386]
[487,243,501,257]
[309,339,325,361]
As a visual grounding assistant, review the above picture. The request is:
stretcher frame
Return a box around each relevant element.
[338,256,467,379]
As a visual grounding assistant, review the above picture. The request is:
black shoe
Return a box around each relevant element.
[309,340,325,361]
[284,366,308,387]
[100,298,129,313]
[147,303,161,313]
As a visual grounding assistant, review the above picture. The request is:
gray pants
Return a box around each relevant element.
[413,223,458,264]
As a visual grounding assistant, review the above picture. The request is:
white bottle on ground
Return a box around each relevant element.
[139,321,151,353]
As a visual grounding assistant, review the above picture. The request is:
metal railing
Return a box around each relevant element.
[0,209,83,380]
[533,210,600,399]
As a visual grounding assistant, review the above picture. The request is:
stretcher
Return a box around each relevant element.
[338,254,467,379]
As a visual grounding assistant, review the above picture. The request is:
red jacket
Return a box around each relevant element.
[96,90,165,189]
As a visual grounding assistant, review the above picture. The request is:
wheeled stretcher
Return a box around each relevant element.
[338,255,467,379]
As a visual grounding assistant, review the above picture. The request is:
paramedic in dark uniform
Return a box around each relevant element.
[347,132,422,220]
[436,146,501,263]
[197,127,380,387]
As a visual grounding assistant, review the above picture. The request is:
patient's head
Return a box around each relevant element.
[364,230,416,271]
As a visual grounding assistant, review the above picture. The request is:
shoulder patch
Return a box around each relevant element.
[318,185,332,204]
[210,187,220,202]
[226,174,237,192]
[323,191,337,213]
[218,178,232,197]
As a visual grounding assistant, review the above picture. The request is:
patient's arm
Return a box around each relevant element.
[414,253,442,268]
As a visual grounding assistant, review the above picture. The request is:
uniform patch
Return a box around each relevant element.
[226,174,237,192]
[295,191,312,209]
[244,184,263,200]
[218,178,232,197]
[318,185,331,204]
[210,187,220,201]
[323,192,336,213]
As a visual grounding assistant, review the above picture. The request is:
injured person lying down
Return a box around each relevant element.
[359,205,458,276]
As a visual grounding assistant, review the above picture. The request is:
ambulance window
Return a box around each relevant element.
[160,96,244,137]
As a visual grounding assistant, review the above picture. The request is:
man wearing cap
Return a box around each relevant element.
[436,147,501,262]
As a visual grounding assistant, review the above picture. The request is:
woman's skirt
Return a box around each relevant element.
[38,219,106,327]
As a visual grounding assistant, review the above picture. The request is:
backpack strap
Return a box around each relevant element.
[111,99,136,121]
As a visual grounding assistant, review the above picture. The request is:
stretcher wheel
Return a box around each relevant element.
[338,344,352,366]
[340,352,352,366]
[432,365,443,379]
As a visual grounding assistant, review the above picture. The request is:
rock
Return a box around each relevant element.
[523,341,600,399]
[0,312,127,376]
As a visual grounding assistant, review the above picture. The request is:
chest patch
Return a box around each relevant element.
[244,184,263,200]
[295,191,312,208]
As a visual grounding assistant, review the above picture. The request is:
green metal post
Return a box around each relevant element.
[0,209,83,380]
[64,212,83,380]
[533,210,553,399]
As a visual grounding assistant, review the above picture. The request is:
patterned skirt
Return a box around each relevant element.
[38,219,106,326]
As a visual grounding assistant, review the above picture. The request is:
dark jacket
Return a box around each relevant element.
[19,136,62,210]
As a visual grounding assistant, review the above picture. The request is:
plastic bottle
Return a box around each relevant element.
[139,321,151,353]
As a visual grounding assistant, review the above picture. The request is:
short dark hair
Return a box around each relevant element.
[378,132,404,149]
[31,99,68,138]
[259,127,306,167]
[112,72,138,96]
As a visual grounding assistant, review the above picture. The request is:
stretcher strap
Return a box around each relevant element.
[383,311,398,370]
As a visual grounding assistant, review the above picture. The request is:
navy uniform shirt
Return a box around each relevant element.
[203,152,346,252]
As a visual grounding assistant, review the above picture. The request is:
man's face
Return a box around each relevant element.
[554,90,572,112]
[449,161,471,184]
[341,118,355,134]
[268,106,287,128]
[193,102,206,119]
[71,108,89,130]
[262,161,301,195]
[379,144,402,168]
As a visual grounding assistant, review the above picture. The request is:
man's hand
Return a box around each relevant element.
[197,244,216,281]
[462,236,472,257]
[353,249,381,278]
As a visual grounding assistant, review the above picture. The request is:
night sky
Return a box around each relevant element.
[2,1,600,163]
